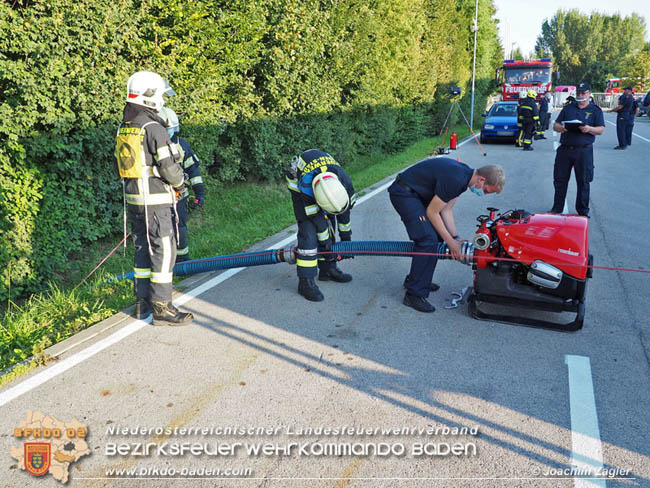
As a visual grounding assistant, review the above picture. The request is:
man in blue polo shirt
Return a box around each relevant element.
[609,86,634,150]
[388,159,505,313]
[550,81,605,217]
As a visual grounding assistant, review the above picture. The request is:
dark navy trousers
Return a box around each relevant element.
[388,183,440,298]
[616,114,630,147]
[552,145,594,216]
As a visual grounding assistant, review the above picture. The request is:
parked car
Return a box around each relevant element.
[480,101,519,143]
[635,95,649,117]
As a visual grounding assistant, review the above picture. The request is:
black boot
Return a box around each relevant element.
[152,302,193,326]
[403,275,440,292]
[298,278,324,302]
[318,264,352,283]
[523,145,533,151]
[403,292,435,313]
[135,298,152,320]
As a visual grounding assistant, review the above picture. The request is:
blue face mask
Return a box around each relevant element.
[469,185,483,197]
[167,129,176,139]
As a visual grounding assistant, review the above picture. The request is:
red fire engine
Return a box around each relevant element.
[496,58,554,101]
[605,78,646,95]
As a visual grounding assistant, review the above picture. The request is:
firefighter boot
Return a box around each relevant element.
[135,298,153,320]
[152,302,194,326]
[403,292,436,313]
[298,278,324,302]
[318,264,352,283]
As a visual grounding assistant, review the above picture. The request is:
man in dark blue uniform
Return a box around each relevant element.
[517,90,539,150]
[535,91,549,140]
[551,82,605,217]
[388,159,505,313]
[286,149,357,302]
[158,107,206,263]
[627,91,639,146]
[609,86,634,149]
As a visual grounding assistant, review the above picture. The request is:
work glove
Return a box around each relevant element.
[191,194,205,209]
[337,233,353,260]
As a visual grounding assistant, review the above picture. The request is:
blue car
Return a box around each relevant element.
[480,101,519,143]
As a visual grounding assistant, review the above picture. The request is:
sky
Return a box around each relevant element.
[493,0,650,57]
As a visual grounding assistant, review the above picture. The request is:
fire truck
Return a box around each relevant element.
[496,58,554,101]
[605,78,646,95]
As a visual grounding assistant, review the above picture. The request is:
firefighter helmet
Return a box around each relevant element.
[312,172,349,215]
[126,71,174,111]
[519,91,527,100]
[527,89,537,98]
[158,106,180,134]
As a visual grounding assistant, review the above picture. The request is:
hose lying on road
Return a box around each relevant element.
[105,240,475,284]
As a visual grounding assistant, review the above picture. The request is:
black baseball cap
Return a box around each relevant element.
[576,82,591,92]
[624,86,633,91]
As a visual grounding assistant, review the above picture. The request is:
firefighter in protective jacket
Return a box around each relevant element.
[115,71,193,326]
[286,149,357,302]
[517,89,539,150]
[158,107,205,263]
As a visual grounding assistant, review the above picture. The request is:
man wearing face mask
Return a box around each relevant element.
[550,82,605,217]
[388,159,505,313]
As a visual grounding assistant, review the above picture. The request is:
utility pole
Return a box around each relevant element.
[469,0,479,130]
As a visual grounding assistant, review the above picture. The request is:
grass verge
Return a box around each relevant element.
[0,128,474,385]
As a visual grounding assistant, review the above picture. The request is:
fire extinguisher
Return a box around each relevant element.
[450,132,457,150]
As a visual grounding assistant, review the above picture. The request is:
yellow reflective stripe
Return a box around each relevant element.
[134,268,151,278]
[125,193,174,205]
[295,156,307,171]
[520,106,532,110]
[286,176,299,192]
[533,116,539,120]
[151,271,173,283]
[338,222,351,232]
[350,193,358,204]
[296,248,318,256]
[177,247,189,256]
[183,158,194,169]
[317,229,329,241]
[190,176,203,185]
[296,258,318,267]
[305,204,319,216]
[156,145,171,161]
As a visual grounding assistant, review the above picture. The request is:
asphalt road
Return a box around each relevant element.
[1,111,649,488]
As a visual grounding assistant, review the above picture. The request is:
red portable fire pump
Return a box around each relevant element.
[468,208,593,331]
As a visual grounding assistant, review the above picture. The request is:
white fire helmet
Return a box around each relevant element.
[519,91,527,100]
[126,71,175,111]
[158,106,180,135]
[312,172,349,215]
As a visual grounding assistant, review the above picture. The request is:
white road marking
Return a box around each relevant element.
[0,319,149,407]
[0,135,478,406]
[605,119,650,143]
[554,141,560,150]
[565,355,605,488]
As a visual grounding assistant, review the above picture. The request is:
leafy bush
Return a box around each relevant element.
[0,0,502,300]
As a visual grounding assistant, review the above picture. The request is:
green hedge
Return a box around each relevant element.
[0,0,502,301]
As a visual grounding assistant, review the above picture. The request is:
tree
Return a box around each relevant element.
[535,10,646,90]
